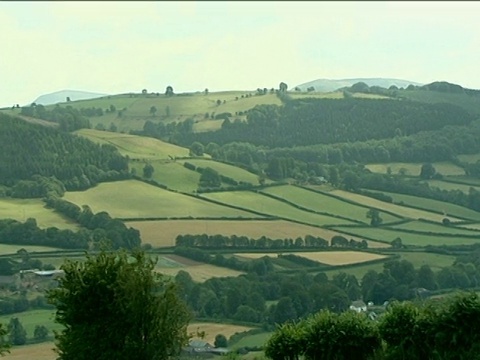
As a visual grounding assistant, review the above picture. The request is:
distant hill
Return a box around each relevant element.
[294,78,423,92]
[33,90,108,106]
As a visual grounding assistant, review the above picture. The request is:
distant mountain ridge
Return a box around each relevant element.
[33,90,108,106]
[294,78,423,92]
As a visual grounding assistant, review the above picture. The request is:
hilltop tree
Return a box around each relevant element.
[279,82,288,92]
[47,249,191,360]
[142,89,148,94]
[165,86,174,97]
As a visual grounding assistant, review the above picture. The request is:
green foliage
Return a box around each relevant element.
[0,323,10,356]
[8,317,26,346]
[214,333,228,348]
[199,167,221,188]
[143,163,154,178]
[190,141,205,156]
[366,208,383,226]
[33,324,49,342]
[265,322,304,360]
[47,249,191,360]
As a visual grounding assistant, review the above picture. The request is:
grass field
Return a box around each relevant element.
[237,251,387,266]
[130,161,201,193]
[391,220,480,236]
[75,128,191,160]
[457,153,480,164]
[126,219,390,248]
[426,179,480,194]
[179,159,262,186]
[0,244,63,255]
[0,198,78,230]
[188,322,254,345]
[0,310,61,341]
[329,190,462,223]
[332,225,480,246]
[155,255,244,282]
[202,191,356,227]
[365,162,465,176]
[231,332,273,349]
[261,185,401,224]
[63,180,260,219]
[381,191,480,221]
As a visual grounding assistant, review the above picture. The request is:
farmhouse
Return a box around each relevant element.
[349,300,367,313]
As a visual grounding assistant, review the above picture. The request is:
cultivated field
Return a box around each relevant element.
[329,190,462,223]
[126,219,390,248]
[63,180,260,219]
[0,198,78,230]
[129,161,201,193]
[457,153,480,164]
[4,342,56,360]
[0,244,63,255]
[202,191,356,227]
[237,251,387,266]
[381,191,480,221]
[332,225,480,246]
[426,179,480,194]
[155,255,244,282]
[75,128,191,160]
[261,185,401,224]
[179,159,262,185]
[365,162,465,176]
[188,322,254,345]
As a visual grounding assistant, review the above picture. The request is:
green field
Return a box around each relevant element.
[130,161,201,193]
[330,190,463,223]
[179,159,262,186]
[75,128,191,160]
[0,310,61,338]
[231,332,273,349]
[202,191,356,227]
[381,191,480,221]
[261,185,401,224]
[63,180,261,219]
[457,153,480,164]
[332,225,480,246]
[365,162,465,176]
[391,220,480,236]
[0,198,79,230]
[426,179,480,194]
[0,244,63,255]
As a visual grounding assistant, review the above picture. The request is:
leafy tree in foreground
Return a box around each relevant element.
[0,323,9,356]
[47,249,191,360]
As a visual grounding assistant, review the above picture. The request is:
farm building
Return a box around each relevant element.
[349,300,367,313]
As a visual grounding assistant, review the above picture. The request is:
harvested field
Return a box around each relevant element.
[330,190,462,223]
[5,342,56,360]
[188,322,254,345]
[237,251,387,266]
[126,219,390,248]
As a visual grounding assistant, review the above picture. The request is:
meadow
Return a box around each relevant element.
[0,310,61,341]
[426,179,480,194]
[237,251,388,266]
[179,159,262,186]
[365,161,465,176]
[457,153,480,164]
[329,190,462,223]
[187,322,254,345]
[391,220,480,236]
[63,180,260,219]
[0,198,78,230]
[261,185,401,224]
[75,128,191,160]
[381,191,480,221]
[201,191,357,227]
[126,219,390,248]
[331,225,480,246]
[129,161,201,193]
[0,244,63,256]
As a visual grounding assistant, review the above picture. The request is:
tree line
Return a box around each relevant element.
[19,104,91,131]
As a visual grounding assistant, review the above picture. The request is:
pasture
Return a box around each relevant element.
[457,153,480,164]
[329,190,462,223]
[231,332,273,350]
[332,225,480,246]
[155,255,244,282]
[0,244,63,255]
[202,191,356,227]
[0,310,61,340]
[381,191,480,221]
[426,179,480,194]
[261,185,401,224]
[188,322,254,345]
[75,128,190,160]
[365,162,465,176]
[0,198,78,230]
[237,251,387,266]
[179,159,262,185]
[63,180,260,219]
[391,220,480,236]
[126,219,390,248]
[129,161,201,193]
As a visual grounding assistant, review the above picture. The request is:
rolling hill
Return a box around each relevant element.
[294,78,423,92]
[33,90,108,106]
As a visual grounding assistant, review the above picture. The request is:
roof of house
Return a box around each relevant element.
[351,300,367,308]
[188,339,212,348]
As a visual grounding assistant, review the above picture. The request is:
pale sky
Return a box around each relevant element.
[1,1,479,107]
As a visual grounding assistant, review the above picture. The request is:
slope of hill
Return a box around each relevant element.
[294,78,422,92]
[33,90,108,106]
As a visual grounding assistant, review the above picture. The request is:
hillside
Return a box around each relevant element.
[294,78,423,92]
[33,90,108,106]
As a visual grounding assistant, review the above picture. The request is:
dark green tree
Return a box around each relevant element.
[214,334,228,348]
[165,86,174,96]
[150,106,157,116]
[366,208,383,226]
[8,317,26,346]
[420,163,436,179]
[190,142,204,156]
[47,249,191,360]
[143,163,154,178]
[199,167,221,188]
[33,325,49,342]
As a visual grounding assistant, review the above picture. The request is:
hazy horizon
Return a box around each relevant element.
[2,1,479,107]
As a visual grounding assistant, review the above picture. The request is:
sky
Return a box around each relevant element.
[1,1,479,107]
